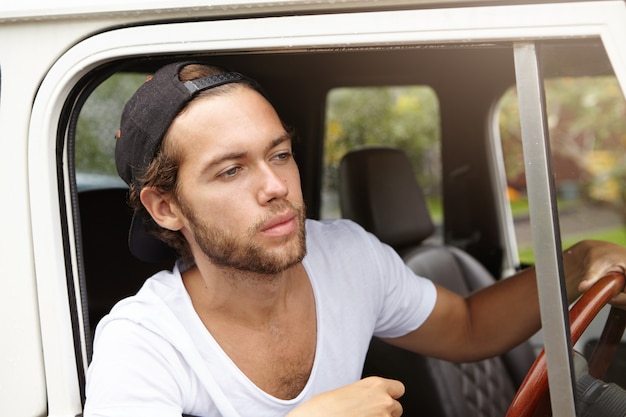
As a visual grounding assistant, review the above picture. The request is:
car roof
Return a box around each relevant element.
[0,0,596,21]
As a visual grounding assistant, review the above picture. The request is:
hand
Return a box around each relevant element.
[563,240,626,308]
[287,376,405,417]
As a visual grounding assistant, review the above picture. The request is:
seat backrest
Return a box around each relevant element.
[78,187,172,342]
[339,147,536,417]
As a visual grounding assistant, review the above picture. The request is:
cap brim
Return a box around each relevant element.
[129,212,178,263]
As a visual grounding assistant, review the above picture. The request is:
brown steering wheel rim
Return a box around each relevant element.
[505,272,626,417]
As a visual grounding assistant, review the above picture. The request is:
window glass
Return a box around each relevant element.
[75,73,146,190]
[498,76,626,265]
[321,86,442,230]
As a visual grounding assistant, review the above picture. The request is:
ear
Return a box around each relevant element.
[140,187,184,231]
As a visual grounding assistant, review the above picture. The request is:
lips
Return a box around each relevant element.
[260,210,298,236]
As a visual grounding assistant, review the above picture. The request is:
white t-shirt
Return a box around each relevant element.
[84,219,436,417]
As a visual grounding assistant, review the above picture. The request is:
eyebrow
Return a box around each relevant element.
[203,132,293,172]
[266,132,292,152]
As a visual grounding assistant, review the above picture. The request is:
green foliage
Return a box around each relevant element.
[518,226,626,265]
[324,86,441,197]
[499,76,626,210]
[75,73,147,175]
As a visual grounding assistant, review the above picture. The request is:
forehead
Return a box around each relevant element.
[166,87,288,158]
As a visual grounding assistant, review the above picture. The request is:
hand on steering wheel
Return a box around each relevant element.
[505,272,626,417]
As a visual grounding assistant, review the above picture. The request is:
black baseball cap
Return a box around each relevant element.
[115,61,264,262]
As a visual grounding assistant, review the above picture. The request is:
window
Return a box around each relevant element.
[75,72,146,190]
[497,76,626,265]
[321,85,442,233]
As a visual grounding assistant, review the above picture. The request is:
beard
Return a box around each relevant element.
[179,198,307,276]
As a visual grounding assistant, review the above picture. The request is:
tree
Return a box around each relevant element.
[499,76,626,219]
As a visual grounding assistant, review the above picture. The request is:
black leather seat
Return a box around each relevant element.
[339,147,536,417]
[78,187,172,349]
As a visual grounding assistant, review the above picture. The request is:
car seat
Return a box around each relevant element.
[77,187,173,356]
[339,147,536,417]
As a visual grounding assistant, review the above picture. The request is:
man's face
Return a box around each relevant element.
[167,86,306,275]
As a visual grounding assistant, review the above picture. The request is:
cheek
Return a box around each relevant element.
[284,165,303,199]
[204,195,257,229]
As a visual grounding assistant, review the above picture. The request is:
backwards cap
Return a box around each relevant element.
[116,61,262,185]
[115,61,264,262]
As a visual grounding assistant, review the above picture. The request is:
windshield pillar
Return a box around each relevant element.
[513,41,577,417]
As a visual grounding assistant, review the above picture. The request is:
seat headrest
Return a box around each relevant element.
[339,147,435,249]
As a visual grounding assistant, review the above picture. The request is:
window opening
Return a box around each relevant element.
[73,70,168,364]
[321,85,442,239]
[498,75,626,266]
[498,71,626,394]
[76,72,146,190]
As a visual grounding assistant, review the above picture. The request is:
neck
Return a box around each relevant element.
[182,260,306,326]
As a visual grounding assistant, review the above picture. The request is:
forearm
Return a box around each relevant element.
[386,239,626,362]
[462,266,541,360]
[454,249,612,361]
[460,239,626,360]
[285,377,404,417]
[385,268,542,362]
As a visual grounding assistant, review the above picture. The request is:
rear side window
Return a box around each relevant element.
[321,85,441,233]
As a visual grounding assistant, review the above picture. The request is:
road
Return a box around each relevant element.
[514,205,624,247]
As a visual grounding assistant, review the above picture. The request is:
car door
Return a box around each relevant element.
[22,2,626,416]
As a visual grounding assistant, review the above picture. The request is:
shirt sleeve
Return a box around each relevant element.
[84,318,193,417]
[338,220,437,339]
[309,219,437,340]
[370,239,437,338]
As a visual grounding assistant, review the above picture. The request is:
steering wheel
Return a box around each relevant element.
[505,272,626,417]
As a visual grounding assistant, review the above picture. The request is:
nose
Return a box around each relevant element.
[257,163,288,203]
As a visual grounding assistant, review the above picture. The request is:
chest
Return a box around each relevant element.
[212,311,317,400]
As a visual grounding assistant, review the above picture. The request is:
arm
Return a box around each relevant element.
[383,240,626,363]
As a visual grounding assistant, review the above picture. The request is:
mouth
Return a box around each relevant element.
[260,210,298,237]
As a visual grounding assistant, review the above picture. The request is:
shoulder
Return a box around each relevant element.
[105,265,184,317]
[93,263,194,349]
[305,218,377,244]
[85,315,196,416]
[303,218,403,285]
[305,218,397,260]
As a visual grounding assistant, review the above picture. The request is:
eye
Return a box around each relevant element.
[272,151,292,162]
[218,166,242,179]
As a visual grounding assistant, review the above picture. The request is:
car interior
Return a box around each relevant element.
[339,146,536,416]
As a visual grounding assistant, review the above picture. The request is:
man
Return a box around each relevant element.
[84,61,626,417]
